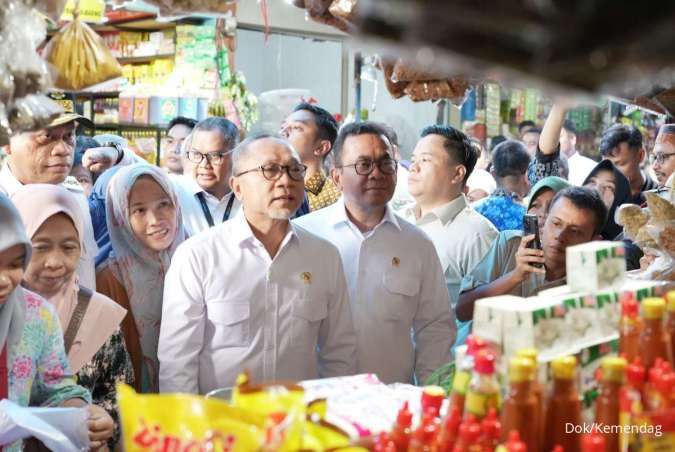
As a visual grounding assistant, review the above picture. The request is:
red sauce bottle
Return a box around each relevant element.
[500,357,538,452]
[639,298,671,369]
[391,401,413,452]
[595,357,627,452]
[544,355,582,452]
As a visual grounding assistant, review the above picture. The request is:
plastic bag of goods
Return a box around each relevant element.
[43,17,122,91]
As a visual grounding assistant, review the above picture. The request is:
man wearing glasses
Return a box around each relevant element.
[178,117,241,235]
[295,121,455,385]
[651,124,675,187]
[159,134,357,394]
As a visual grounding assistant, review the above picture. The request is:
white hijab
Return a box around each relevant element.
[0,193,32,350]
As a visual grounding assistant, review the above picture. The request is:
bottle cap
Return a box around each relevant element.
[458,415,481,444]
[656,372,675,393]
[481,408,501,440]
[474,350,496,375]
[667,291,675,312]
[621,295,639,318]
[506,430,527,452]
[626,360,646,386]
[508,357,536,382]
[466,335,488,356]
[516,347,539,364]
[601,357,627,383]
[395,401,412,427]
[551,355,578,380]
[421,386,445,417]
[642,297,666,319]
[581,429,606,452]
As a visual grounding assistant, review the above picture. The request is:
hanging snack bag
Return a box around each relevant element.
[43,16,122,91]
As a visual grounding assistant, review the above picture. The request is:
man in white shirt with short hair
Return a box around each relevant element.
[159,134,357,394]
[295,121,455,385]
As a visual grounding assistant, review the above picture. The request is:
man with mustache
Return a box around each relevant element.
[159,134,357,394]
[0,96,98,290]
[456,186,607,321]
[295,121,455,384]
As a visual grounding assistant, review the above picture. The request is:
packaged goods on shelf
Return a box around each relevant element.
[566,241,627,292]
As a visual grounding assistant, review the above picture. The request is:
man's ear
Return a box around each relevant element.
[453,165,467,187]
[314,140,332,159]
[230,176,243,201]
[2,144,10,156]
[638,147,646,164]
[331,167,343,192]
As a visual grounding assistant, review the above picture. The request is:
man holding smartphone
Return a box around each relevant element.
[456,187,607,321]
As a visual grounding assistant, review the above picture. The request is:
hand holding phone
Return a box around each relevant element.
[523,214,543,268]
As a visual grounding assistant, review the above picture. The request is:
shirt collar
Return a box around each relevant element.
[229,207,298,247]
[0,164,24,197]
[329,198,401,231]
[305,171,327,196]
[410,195,468,226]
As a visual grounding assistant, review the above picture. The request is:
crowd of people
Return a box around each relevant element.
[0,97,674,450]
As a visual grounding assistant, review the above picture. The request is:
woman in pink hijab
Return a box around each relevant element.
[12,184,133,449]
[96,164,186,393]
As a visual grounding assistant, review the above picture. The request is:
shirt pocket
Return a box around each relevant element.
[291,296,328,348]
[206,300,250,348]
[381,271,420,322]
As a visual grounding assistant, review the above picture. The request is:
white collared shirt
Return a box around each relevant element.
[170,174,241,237]
[0,164,98,291]
[158,209,357,394]
[398,195,498,305]
[294,200,455,384]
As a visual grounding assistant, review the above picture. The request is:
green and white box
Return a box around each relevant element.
[566,241,626,292]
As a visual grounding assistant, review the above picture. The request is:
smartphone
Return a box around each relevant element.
[523,214,543,268]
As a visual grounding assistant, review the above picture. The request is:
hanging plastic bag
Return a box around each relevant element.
[43,15,122,91]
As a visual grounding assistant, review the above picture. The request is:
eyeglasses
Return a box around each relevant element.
[235,163,307,181]
[650,152,675,165]
[337,157,398,176]
[186,150,232,166]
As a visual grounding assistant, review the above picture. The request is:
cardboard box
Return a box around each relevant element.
[178,97,198,120]
[566,241,626,292]
[133,96,150,125]
[150,96,178,125]
[119,95,134,123]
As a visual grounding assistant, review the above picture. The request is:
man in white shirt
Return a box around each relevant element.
[159,134,357,394]
[295,121,455,385]
[540,103,596,186]
[0,106,98,290]
[399,125,498,307]
[175,117,242,236]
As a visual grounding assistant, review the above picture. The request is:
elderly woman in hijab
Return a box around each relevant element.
[12,184,133,448]
[0,193,115,451]
[96,164,186,393]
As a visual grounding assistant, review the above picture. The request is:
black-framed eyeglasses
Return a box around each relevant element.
[650,152,675,165]
[186,150,232,166]
[337,157,398,176]
[235,163,307,181]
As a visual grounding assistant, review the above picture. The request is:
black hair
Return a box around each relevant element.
[168,116,197,131]
[489,135,507,152]
[599,124,643,156]
[491,140,531,178]
[379,122,399,147]
[293,103,339,147]
[549,186,608,236]
[522,127,542,136]
[74,136,99,168]
[193,116,239,149]
[562,119,577,135]
[518,120,536,133]
[333,121,392,166]
[420,125,478,185]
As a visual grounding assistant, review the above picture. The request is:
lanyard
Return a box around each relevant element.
[197,192,234,227]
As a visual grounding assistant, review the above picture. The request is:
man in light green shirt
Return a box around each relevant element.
[456,186,608,322]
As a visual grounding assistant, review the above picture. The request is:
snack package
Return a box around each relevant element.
[118,384,271,451]
[646,192,675,224]
[329,0,357,22]
[381,59,408,98]
[615,204,650,243]
[566,241,626,292]
[392,59,444,82]
[44,17,122,91]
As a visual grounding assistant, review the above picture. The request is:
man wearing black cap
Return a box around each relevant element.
[0,92,98,290]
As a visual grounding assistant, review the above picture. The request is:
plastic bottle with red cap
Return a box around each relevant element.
[481,408,501,452]
[391,401,413,452]
[450,336,489,414]
[407,409,440,452]
[434,405,462,452]
[645,358,671,411]
[452,415,483,452]
[503,430,527,452]
[619,358,646,452]
[619,292,641,363]
[464,349,500,420]
[421,385,445,418]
